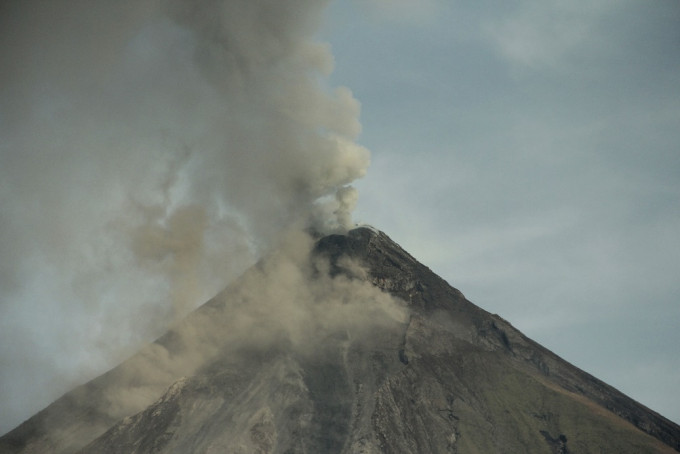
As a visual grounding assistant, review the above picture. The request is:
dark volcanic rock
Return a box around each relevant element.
[317,228,680,452]
[1,227,679,453]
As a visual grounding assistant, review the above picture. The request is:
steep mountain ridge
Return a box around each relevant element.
[1,227,678,453]
[316,228,680,452]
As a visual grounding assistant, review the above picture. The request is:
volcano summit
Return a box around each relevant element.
[1,227,678,453]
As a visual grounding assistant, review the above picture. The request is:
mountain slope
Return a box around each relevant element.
[1,227,678,453]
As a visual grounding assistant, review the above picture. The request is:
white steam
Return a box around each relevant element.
[0,0,369,434]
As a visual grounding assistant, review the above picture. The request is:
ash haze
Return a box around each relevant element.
[326,0,680,424]
[0,0,369,434]
[0,0,678,440]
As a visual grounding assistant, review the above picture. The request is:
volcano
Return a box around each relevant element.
[1,227,678,453]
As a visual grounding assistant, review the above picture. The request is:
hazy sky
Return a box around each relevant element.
[0,0,678,436]
[324,0,680,424]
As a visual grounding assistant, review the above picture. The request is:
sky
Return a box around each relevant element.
[324,0,680,424]
[0,0,679,435]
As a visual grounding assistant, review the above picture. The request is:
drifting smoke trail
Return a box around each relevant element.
[0,0,369,434]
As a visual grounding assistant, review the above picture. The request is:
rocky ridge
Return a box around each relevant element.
[1,227,678,453]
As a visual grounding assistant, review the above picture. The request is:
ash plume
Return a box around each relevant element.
[0,0,370,434]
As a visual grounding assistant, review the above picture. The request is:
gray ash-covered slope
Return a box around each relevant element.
[1,227,679,453]
[314,228,680,453]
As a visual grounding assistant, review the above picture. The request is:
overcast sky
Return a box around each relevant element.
[324,0,680,424]
[0,0,678,436]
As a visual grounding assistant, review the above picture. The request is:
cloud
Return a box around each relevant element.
[0,0,370,434]
[482,0,616,71]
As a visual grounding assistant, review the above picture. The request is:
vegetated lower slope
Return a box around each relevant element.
[1,227,678,453]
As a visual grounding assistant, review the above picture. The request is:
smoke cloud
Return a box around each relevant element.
[0,0,370,434]
[81,229,407,435]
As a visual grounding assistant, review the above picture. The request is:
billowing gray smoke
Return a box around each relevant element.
[0,0,370,434]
